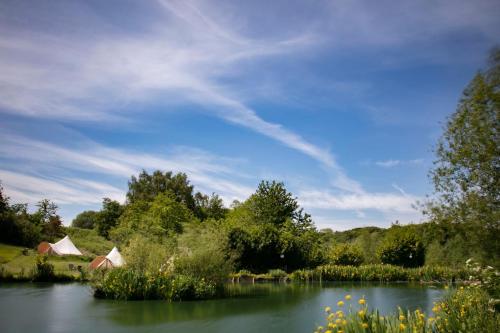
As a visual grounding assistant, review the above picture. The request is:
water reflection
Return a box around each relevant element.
[0,282,445,333]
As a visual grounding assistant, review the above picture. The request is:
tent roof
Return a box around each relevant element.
[50,235,82,256]
[105,247,124,267]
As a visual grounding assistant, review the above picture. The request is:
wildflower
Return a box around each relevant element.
[325,331,332,333]
[358,310,365,318]
[362,323,369,329]
[399,323,406,330]
[335,318,342,324]
[336,310,344,318]
[325,306,331,313]
[327,313,335,321]
[358,298,366,305]
[345,295,351,300]
[337,300,344,307]
[328,323,335,328]
[399,314,405,321]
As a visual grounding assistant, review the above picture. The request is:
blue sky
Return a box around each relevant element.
[1,0,499,230]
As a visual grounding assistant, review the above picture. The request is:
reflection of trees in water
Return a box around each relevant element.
[100,282,445,327]
[103,283,322,326]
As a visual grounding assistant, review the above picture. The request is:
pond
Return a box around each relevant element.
[0,282,444,333]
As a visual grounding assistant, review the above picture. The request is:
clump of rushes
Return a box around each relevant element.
[292,264,470,283]
[315,287,500,333]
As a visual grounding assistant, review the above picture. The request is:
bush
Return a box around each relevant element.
[31,255,55,281]
[328,243,364,266]
[377,227,425,267]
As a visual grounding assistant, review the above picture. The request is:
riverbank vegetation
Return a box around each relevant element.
[315,260,500,333]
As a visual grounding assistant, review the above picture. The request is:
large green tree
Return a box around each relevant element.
[96,198,123,239]
[426,48,500,265]
[71,210,99,229]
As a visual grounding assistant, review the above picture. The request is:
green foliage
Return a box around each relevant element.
[63,227,114,256]
[194,192,228,220]
[426,48,500,266]
[174,221,234,283]
[291,264,469,282]
[377,226,425,267]
[110,193,194,245]
[71,210,99,229]
[225,182,321,273]
[328,243,364,266]
[93,267,219,301]
[148,192,194,234]
[127,170,211,219]
[31,255,55,281]
[315,286,500,333]
[121,234,172,274]
[96,198,123,239]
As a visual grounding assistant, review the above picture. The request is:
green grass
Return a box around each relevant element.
[63,227,114,256]
[0,243,25,263]
[0,228,113,280]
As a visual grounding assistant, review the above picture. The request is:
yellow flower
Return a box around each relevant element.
[328,323,335,328]
[345,294,351,300]
[337,300,344,307]
[336,311,344,318]
[399,314,405,321]
[399,323,406,330]
[325,306,331,313]
[325,331,332,333]
[362,323,369,329]
[327,313,335,321]
[358,298,366,305]
[338,331,344,333]
[335,318,342,324]
[358,310,365,318]
[342,320,347,326]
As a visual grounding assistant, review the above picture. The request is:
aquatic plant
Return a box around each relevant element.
[291,264,469,283]
[314,286,499,333]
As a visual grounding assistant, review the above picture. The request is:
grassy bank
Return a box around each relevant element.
[314,286,499,333]
[0,243,89,281]
[291,264,470,283]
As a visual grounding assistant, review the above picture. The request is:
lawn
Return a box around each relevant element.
[0,243,91,277]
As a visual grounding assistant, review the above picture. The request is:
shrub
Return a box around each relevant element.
[328,243,364,266]
[31,255,55,281]
[377,227,425,267]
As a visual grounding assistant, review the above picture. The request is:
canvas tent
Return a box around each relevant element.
[89,247,124,270]
[37,236,82,256]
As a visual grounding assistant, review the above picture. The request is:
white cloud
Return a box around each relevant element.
[375,159,424,168]
[298,189,419,213]
[0,132,255,212]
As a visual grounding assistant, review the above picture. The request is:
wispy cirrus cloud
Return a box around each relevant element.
[0,0,362,193]
[375,159,424,168]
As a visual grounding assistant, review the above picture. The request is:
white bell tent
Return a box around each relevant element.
[49,235,82,256]
[105,247,125,267]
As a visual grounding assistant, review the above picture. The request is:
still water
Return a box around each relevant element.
[0,282,444,333]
